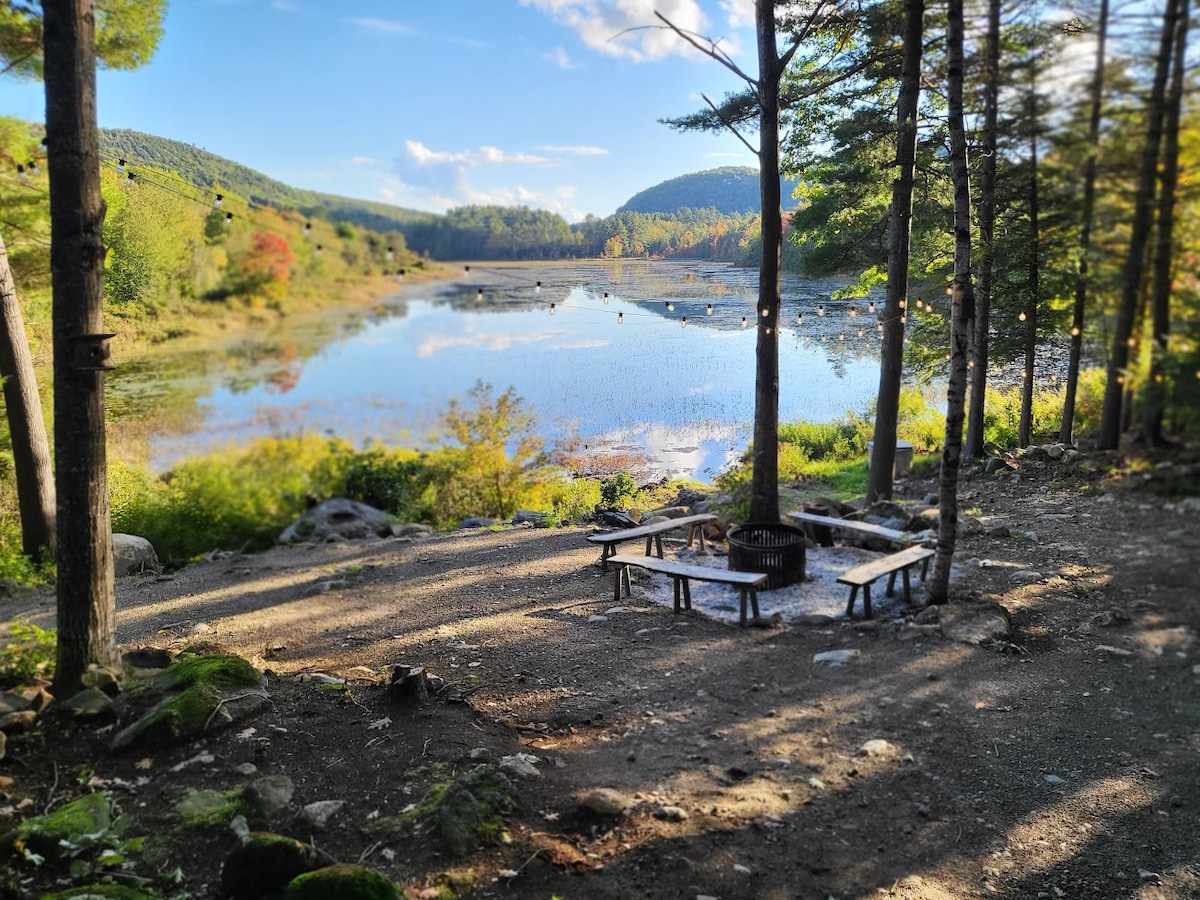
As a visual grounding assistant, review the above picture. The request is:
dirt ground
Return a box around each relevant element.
[2,448,1199,899]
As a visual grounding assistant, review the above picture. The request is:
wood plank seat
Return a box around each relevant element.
[837,545,935,619]
[607,552,768,627]
[586,514,717,571]
[788,511,916,547]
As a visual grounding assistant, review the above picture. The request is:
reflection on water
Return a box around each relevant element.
[112,260,884,483]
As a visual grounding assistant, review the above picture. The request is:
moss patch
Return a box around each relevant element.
[13,792,110,862]
[221,832,327,899]
[284,863,398,900]
[39,886,157,900]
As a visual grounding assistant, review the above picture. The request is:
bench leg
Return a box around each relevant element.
[599,544,615,572]
[920,557,930,581]
[845,585,860,618]
[673,577,682,613]
[886,570,898,597]
[644,536,654,557]
[654,534,665,559]
[614,565,631,602]
[862,584,873,619]
[901,566,913,602]
[681,578,692,612]
[738,588,760,626]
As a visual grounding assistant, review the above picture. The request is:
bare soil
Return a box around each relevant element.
[3,449,1199,899]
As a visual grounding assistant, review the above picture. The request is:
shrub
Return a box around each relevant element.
[599,471,638,509]
[338,447,433,520]
[0,621,56,688]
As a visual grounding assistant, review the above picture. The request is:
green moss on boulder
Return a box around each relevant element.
[284,863,398,900]
[39,885,157,899]
[221,832,327,899]
[13,792,110,862]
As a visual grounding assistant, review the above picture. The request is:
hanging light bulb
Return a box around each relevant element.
[124,170,135,186]
[849,306,858,317]
[760,307,769,318]
[1071,326,1081,336]
[765,326,773,335]
[477,288,484,300]
[1019,311,1027,322]
[1127,336,1137,347]
[681,316,688,329]
[304,222,313,238]
[28,160,39,175]
[858,328,864,337]
[899,297,907,309]
[549,303,556,315]
[313,244,322,258]
[386,246,395,262]
[797,313,804,325]
[706,303,713,316]
[741,316,748,328]
[603,292,609,304]
[877,322,884,332]
[869,301,876,313]
[116,158,126,173]
[16,164,27,183]
[396,270,405,283]
[214,194,223,209]
[224,212,233,226]
[665,301,675,312]
[535,281,542,292]
[463,264,471,273]
[839,332,845,341]
[817,304,825,316]
[617,312,624,324]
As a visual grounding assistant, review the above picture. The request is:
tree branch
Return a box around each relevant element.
[651,12,758,88]
[702,93,760,158]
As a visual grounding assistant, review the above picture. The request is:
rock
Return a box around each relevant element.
[284,863,399,900]
[245,774,295,817]
[0,710,38,733]
[110,654,268,751]
[511,509,548,526]
[234,762,259,776]
[858,739,899,759]
[430,766,518,855]
[1044,774,1067,785]
[176,789,238,824]
[1094,644,1134,658]
[122,647,175,671]
[1044,443,1066,460]
[641,505,691,520]
[812,649,861,667]
[940,602,1011,645]
[389,522,433,539]
[988,525,1011,538]
[913,606,941,625]
[82,663,122,694]
[499,753,541,780]
[984,457,1011,475]
[300,799,345,828]
[279,498,398,544]
[580,787,631,815]
[221,832,328,899]
[468,747,492,761]
[793,614,836,627]
[1011,570,1044,584]
[458,516,498,529]
[14,791,110,863]
[112,533,162,576]
[654,805,689,822]
[62,686,115,718]
[866,500,909,522]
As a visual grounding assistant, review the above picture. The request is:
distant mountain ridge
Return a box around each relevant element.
[617,166,800,215]
[98,128,438,235]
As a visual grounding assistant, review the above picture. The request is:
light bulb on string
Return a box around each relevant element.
[681,317,688,329]
[1071,326,1081,336]
[857,328,864,337]
[617,312,624,324]
[16,164,27,183]
[396,270,405,283]
[706,304,713,316]
[124,170,135,186]
[535,281,542,292]
[839,332,845,341]
[385,246,394,262]
[665,301,674,312]
[549,303,556,315]
[28,160,39,175]
[116,159,126,173]
[603,292,609,304]
[849,306,858,317]
[224,212,233,227]
[476,288,485,301]
[304,222,312,239]
[900,314,907,324]
[741,316,748,328]
[214,194,223,209]
[760,307,769,318]
[313,244,322,259]
[1019,311,1027,322]
[796,313,804,325]
[1127,336,1137,347]
[817,304,825,316]
[877,322,884,332]
[899,297,907,309]
[869,301,876,313]
[463,264,470,273]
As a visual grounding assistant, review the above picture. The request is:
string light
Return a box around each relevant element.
[124,170,135,186]
[857,328,864,337]
[869,301,876,313]
[877,322,884,332]
[838,332,845,341]
[304,222,313,239]
[386,246,395,262]
[681,316,687,329]
[477,288,484,300]
[214,194,223,208]
[16,164,27,183]
[463,264,470,272]
[899,298,907,309]
[1071,326,1081,336]
[534,280,541,292]
[1019,311,1027,322]
[224,212,233,226]
[603,292,609,304]
[28,161,39,175]
[817,304,825,316]
[1127,336,1137,347]
[549,303,556,315]
[900,314,907,324]
[665,301,675,312]
[116,158,126,173]
[313,244,322,258]
[617,312,624,324]
[796,313,803,325]
[849,306,857,317]
[741,316,748,328]
[706,303,713,316]
[760,307,769,318]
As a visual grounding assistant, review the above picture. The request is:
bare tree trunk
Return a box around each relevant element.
[1096,0,1180,449]
[1018,90,1040,448]
[1141,0,1188,445]
[749,0,782,523]
[965,0,1000,460]
[929,0,974,605]
[868,0,924,503]
[0,230,55,558]
[43,0,117,693]
[1060,0,1109,445]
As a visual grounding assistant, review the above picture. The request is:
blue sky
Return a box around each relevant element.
[0,0,761,221]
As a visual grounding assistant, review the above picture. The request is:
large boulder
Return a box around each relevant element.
[112,533,161,576]
[278,499,398,544]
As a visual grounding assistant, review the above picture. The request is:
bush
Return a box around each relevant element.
[0,621,55,688]
[599,471,638,509]
[338,447,433,520]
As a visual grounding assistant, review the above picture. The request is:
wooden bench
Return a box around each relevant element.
[587,514,717,571]
[607,552,768,627]
[788,511,916,547]
[837,545,935,619]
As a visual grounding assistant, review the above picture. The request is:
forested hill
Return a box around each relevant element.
[618,166,800,215]
[99,129,438,235]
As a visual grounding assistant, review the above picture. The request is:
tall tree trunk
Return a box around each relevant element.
[868,0,924,503]
[1141,0,1189,445]
[43,0,117,693]
[1018,90,1040,448]
[965,0,1000,459]
[749,0,782,523]
[0,230,55,558]
[1096,0,1180,449]
[1060,0,1109,445]
[929,0,974,605]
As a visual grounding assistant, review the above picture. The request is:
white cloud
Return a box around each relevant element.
[720,0,754,28]
[345,17,415,36]
[404,141,555,168]
[519,0,732,62]
[350,156,381,166]
[539,144,609,156]
[546,46,578,68]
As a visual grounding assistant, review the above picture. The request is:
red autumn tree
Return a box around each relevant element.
[238,231,294,300]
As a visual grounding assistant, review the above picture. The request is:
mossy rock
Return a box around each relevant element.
[13,792,110,863]
[430,765,518,855]
[111,654,268,751]
[221,832,328,899]
[284,863,398,900]
[39,885,157,899]
[176,788,253,827]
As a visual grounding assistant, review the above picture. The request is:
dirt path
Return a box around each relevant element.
[2,453,1198,899]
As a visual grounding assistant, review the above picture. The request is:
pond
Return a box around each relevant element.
[111,259,886,483]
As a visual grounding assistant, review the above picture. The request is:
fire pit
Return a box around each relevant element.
[727,522,807,589]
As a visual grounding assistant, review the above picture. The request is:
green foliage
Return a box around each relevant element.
[110,436,346,563]
[599,471,638,508]
[538,477,602,526]
[982,383,1065,448]
[617,166,800,215]
[337,447,433,520]
[0,620,55,688]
